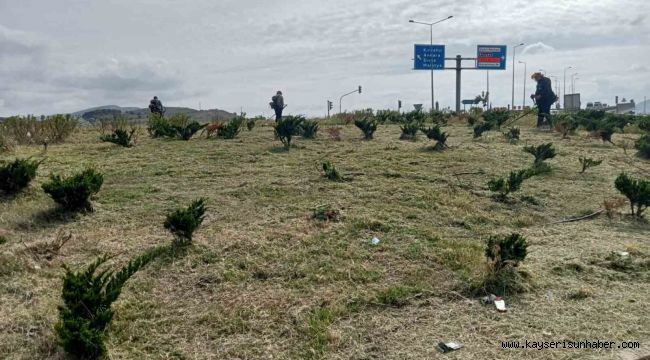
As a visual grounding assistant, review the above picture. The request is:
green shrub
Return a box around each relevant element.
[0,158,42,194]
[2,115,77,145]
[420,125,448,150]
[638,117,650,132]
[375,110,402,124]
[485,233,528,271]
[467,115,479,127]
[503,127,520,143]
[399,122,422,141]
[0,235,7,245]
[525,162,552,178]
[246,118,257,131]
[312,205,341,222]
[42,114,78,144]
[172,121,207,141]
[164,198,207,246]
[100,128,137,147]
[402,110,426,125]
[147,114,174,138]
[615,173,650,218]
[578,157,602,174]
[635,134,650,159]
[483,109,511,129]
[354,118,378,140]
[301,120,319,139]
[42,169,104,211]
[56,247,166,360]
[554,113,578,138]
[322,161,343,181]
[274,115,305,149]
[488,170,527,199]
[428,110,449,125]
[216,116,244,139]
[596,126,615,144]
[523,143,556,165]
[473,122,493,138]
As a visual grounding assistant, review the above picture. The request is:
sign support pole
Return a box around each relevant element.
[455,55,462,113]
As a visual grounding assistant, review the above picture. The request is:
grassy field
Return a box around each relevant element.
[1,117,649,360]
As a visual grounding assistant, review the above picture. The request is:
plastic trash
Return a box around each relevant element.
[617,251,630,257]
[371,237,380,246]
[494,297,507,312]
[437,342,463,353]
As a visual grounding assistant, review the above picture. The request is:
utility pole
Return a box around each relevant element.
[563,66,573,109]
[511,43,524,110]
[519,60,527,109]
[644,96,647,114]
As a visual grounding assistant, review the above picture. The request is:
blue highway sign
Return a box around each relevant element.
[414,44,445,70]
[477,45,507,70]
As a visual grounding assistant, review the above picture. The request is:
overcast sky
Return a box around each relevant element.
[1,0,648,117]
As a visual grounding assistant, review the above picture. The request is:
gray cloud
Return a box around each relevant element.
[1,0,649,116]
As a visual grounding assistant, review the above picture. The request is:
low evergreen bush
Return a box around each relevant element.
[579,157,602,174]
[147,114,174,138]
[428,110,449,126]
[100,128,137,147]
[473,122,493,138]
[312,205,341,222]
[274,115,305,149]
[246,117,258,131]
[216,116,244,139]
[614,173,650,218]
[375,110,402,124]
[420,125,448,150]
[635,134,650,159]
[164,198,207,246]
[553,113,578,138]
[483,109,511,129]
[488,170,527,200]
[482,233,529,295]
[322,161,343,181]
[523,143,556,165]
[301,120,319,139]
[56,246,166,360]
[172,121,207,141]
[0,158,42,194]
[399,120,420,141]
[354,117,378,140]
[485,233,528,271]
[503,127,520,143]
[42,169,104,211]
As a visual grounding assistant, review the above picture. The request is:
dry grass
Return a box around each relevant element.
[1,117,649,359]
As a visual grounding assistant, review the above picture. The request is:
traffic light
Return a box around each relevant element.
[358,86,362,94]
[398,100,402,109]
[328,100,333,110]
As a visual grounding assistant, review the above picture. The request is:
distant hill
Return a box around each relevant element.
[72,105,237,123]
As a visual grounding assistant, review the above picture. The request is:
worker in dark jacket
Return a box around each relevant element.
[270,91,285,121]
[149,96,165,116]
[531,73,557,128]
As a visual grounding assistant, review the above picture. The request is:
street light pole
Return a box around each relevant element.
[519,60,527,109]
[563,66,573,109]
[511,43,524,110]
[409,16,454,111]
[570,73,578,94]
